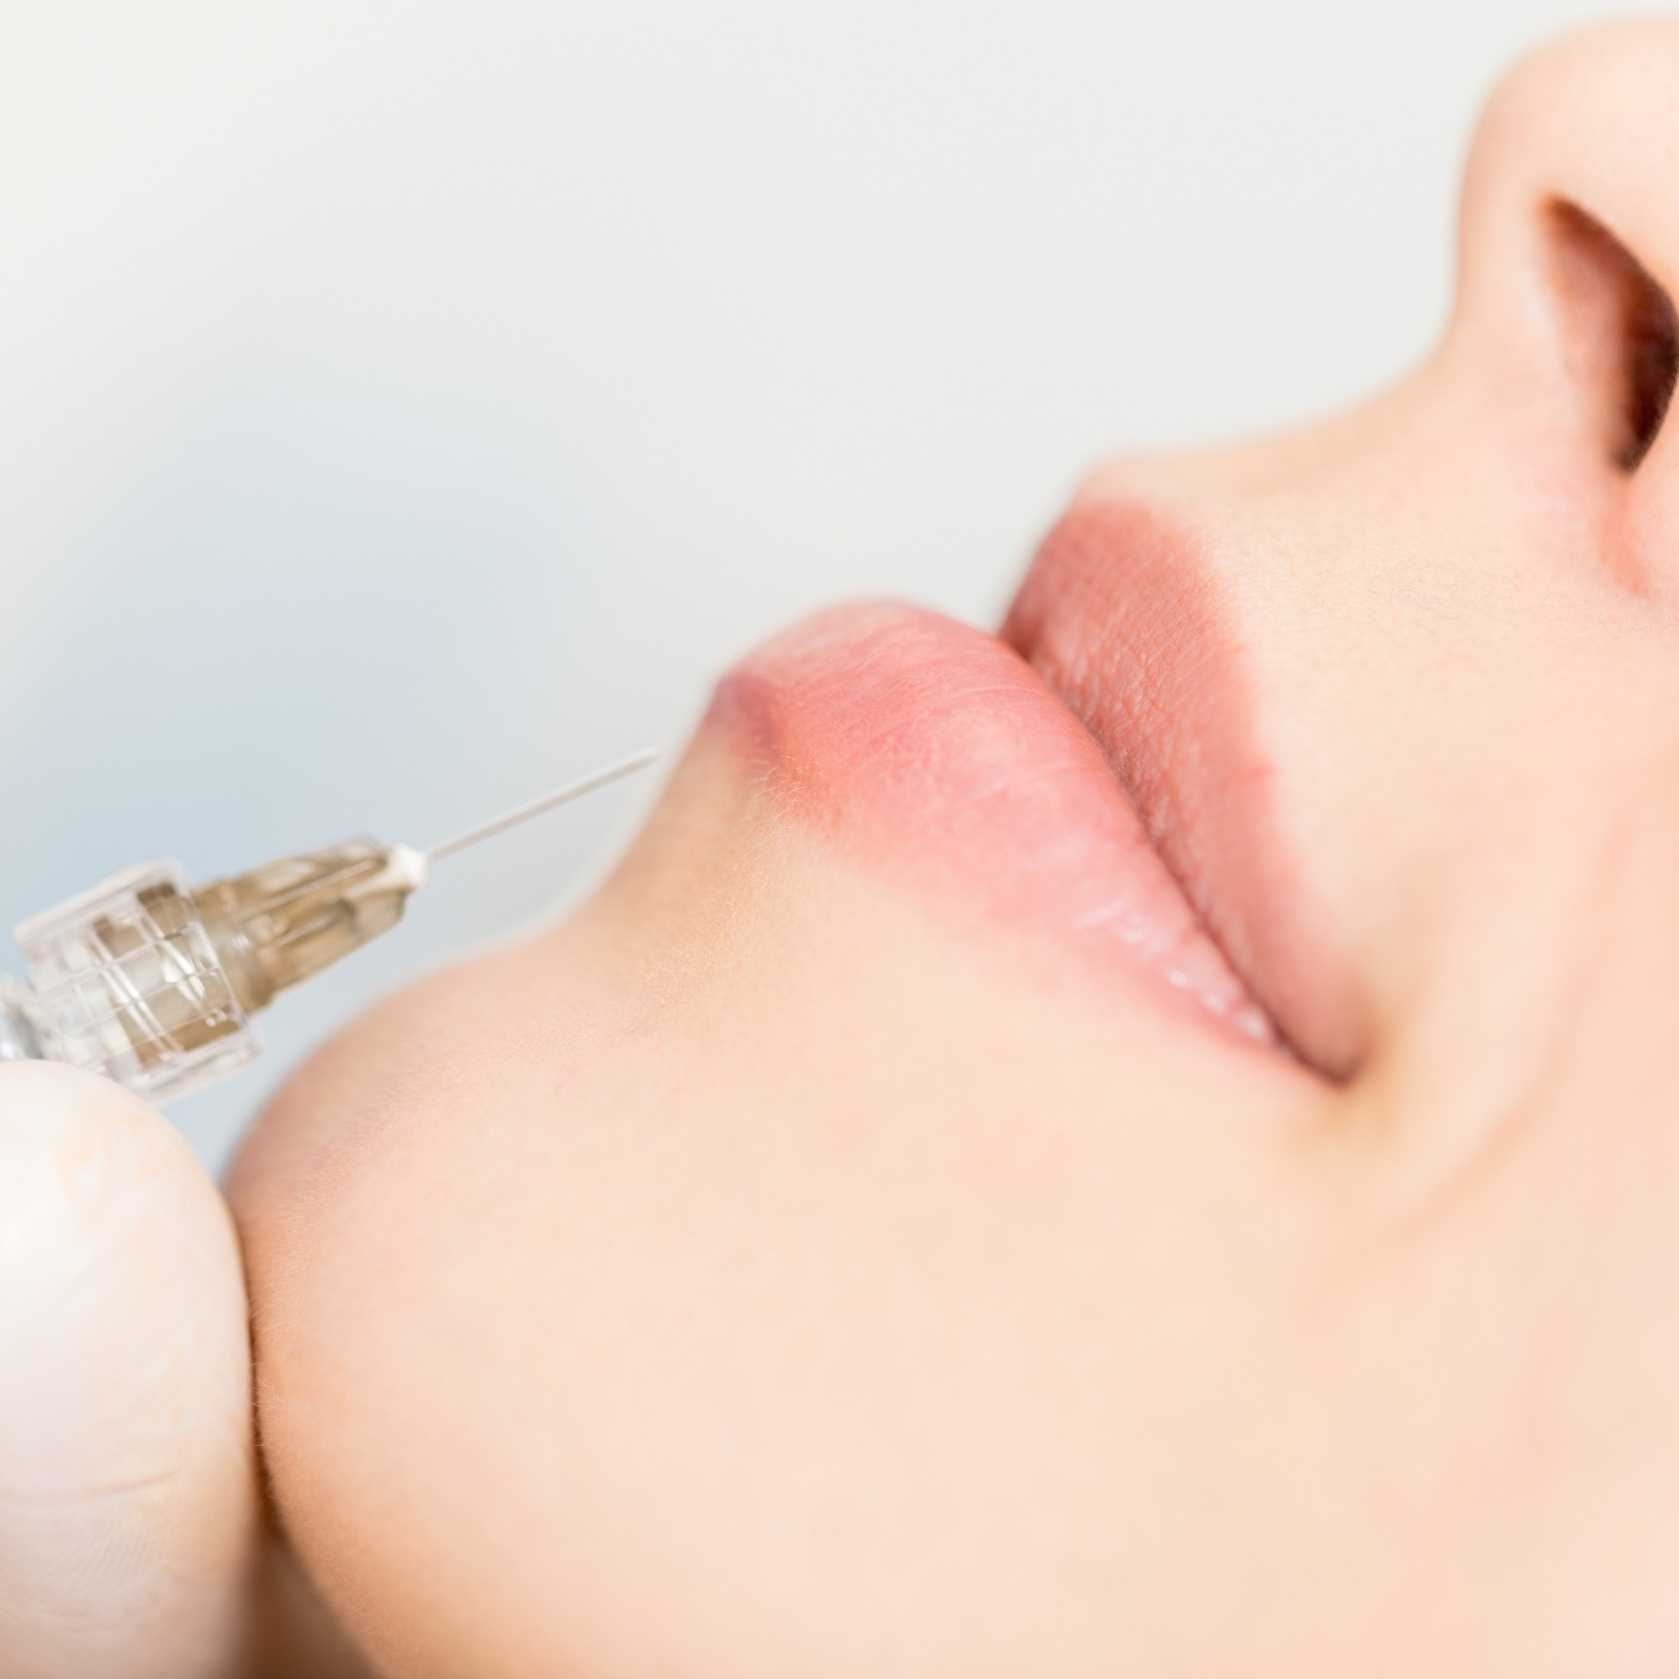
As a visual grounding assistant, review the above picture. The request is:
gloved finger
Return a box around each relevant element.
[0,1062,270,1678]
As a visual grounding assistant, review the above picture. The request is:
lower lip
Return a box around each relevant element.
[704,600,1279,1057]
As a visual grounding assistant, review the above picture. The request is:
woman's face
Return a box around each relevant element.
[232,24,1679,1676]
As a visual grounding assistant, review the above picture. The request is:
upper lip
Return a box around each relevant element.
[1003,494,1360,1079]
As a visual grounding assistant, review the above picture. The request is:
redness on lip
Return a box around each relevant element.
[705,600,1282,1058]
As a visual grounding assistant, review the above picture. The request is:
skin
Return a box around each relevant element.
[9,20,1679,1673]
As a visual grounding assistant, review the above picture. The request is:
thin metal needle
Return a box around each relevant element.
[425,748,659,863]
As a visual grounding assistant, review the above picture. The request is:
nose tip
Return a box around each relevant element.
[1456,21,1679,335]
[1452,21,1679,602]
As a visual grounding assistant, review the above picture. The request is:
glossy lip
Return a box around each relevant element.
[706,570,1316,1067]
[1003,496,1360,1077]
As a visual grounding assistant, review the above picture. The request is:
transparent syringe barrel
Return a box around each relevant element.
[1,842,423,1104]
[4,862,262,1103]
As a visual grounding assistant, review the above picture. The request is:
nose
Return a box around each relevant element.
[1055,21,1679,1103]
[1455,21,1679,594]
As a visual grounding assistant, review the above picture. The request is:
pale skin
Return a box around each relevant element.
[6,22,1679,1674]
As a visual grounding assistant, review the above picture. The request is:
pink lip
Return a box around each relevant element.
[1004,497,1359,1076]
[707,620,1273,1071]
[704,499,1354,1076]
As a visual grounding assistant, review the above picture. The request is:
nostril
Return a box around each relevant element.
[1545,198,1678,473]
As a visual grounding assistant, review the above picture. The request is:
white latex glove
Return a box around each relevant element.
[0,1062,361,1679]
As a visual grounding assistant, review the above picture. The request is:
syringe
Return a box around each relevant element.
[0,750,656,1104]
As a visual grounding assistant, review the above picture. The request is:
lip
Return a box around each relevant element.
[1003,495,1360,1077]
[703,500,1355,1078]
[706,553,1329,1071]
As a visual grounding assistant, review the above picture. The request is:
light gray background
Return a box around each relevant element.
[0,1,1633,1169]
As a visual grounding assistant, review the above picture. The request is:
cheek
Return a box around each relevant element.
[229,762,1300,1678]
